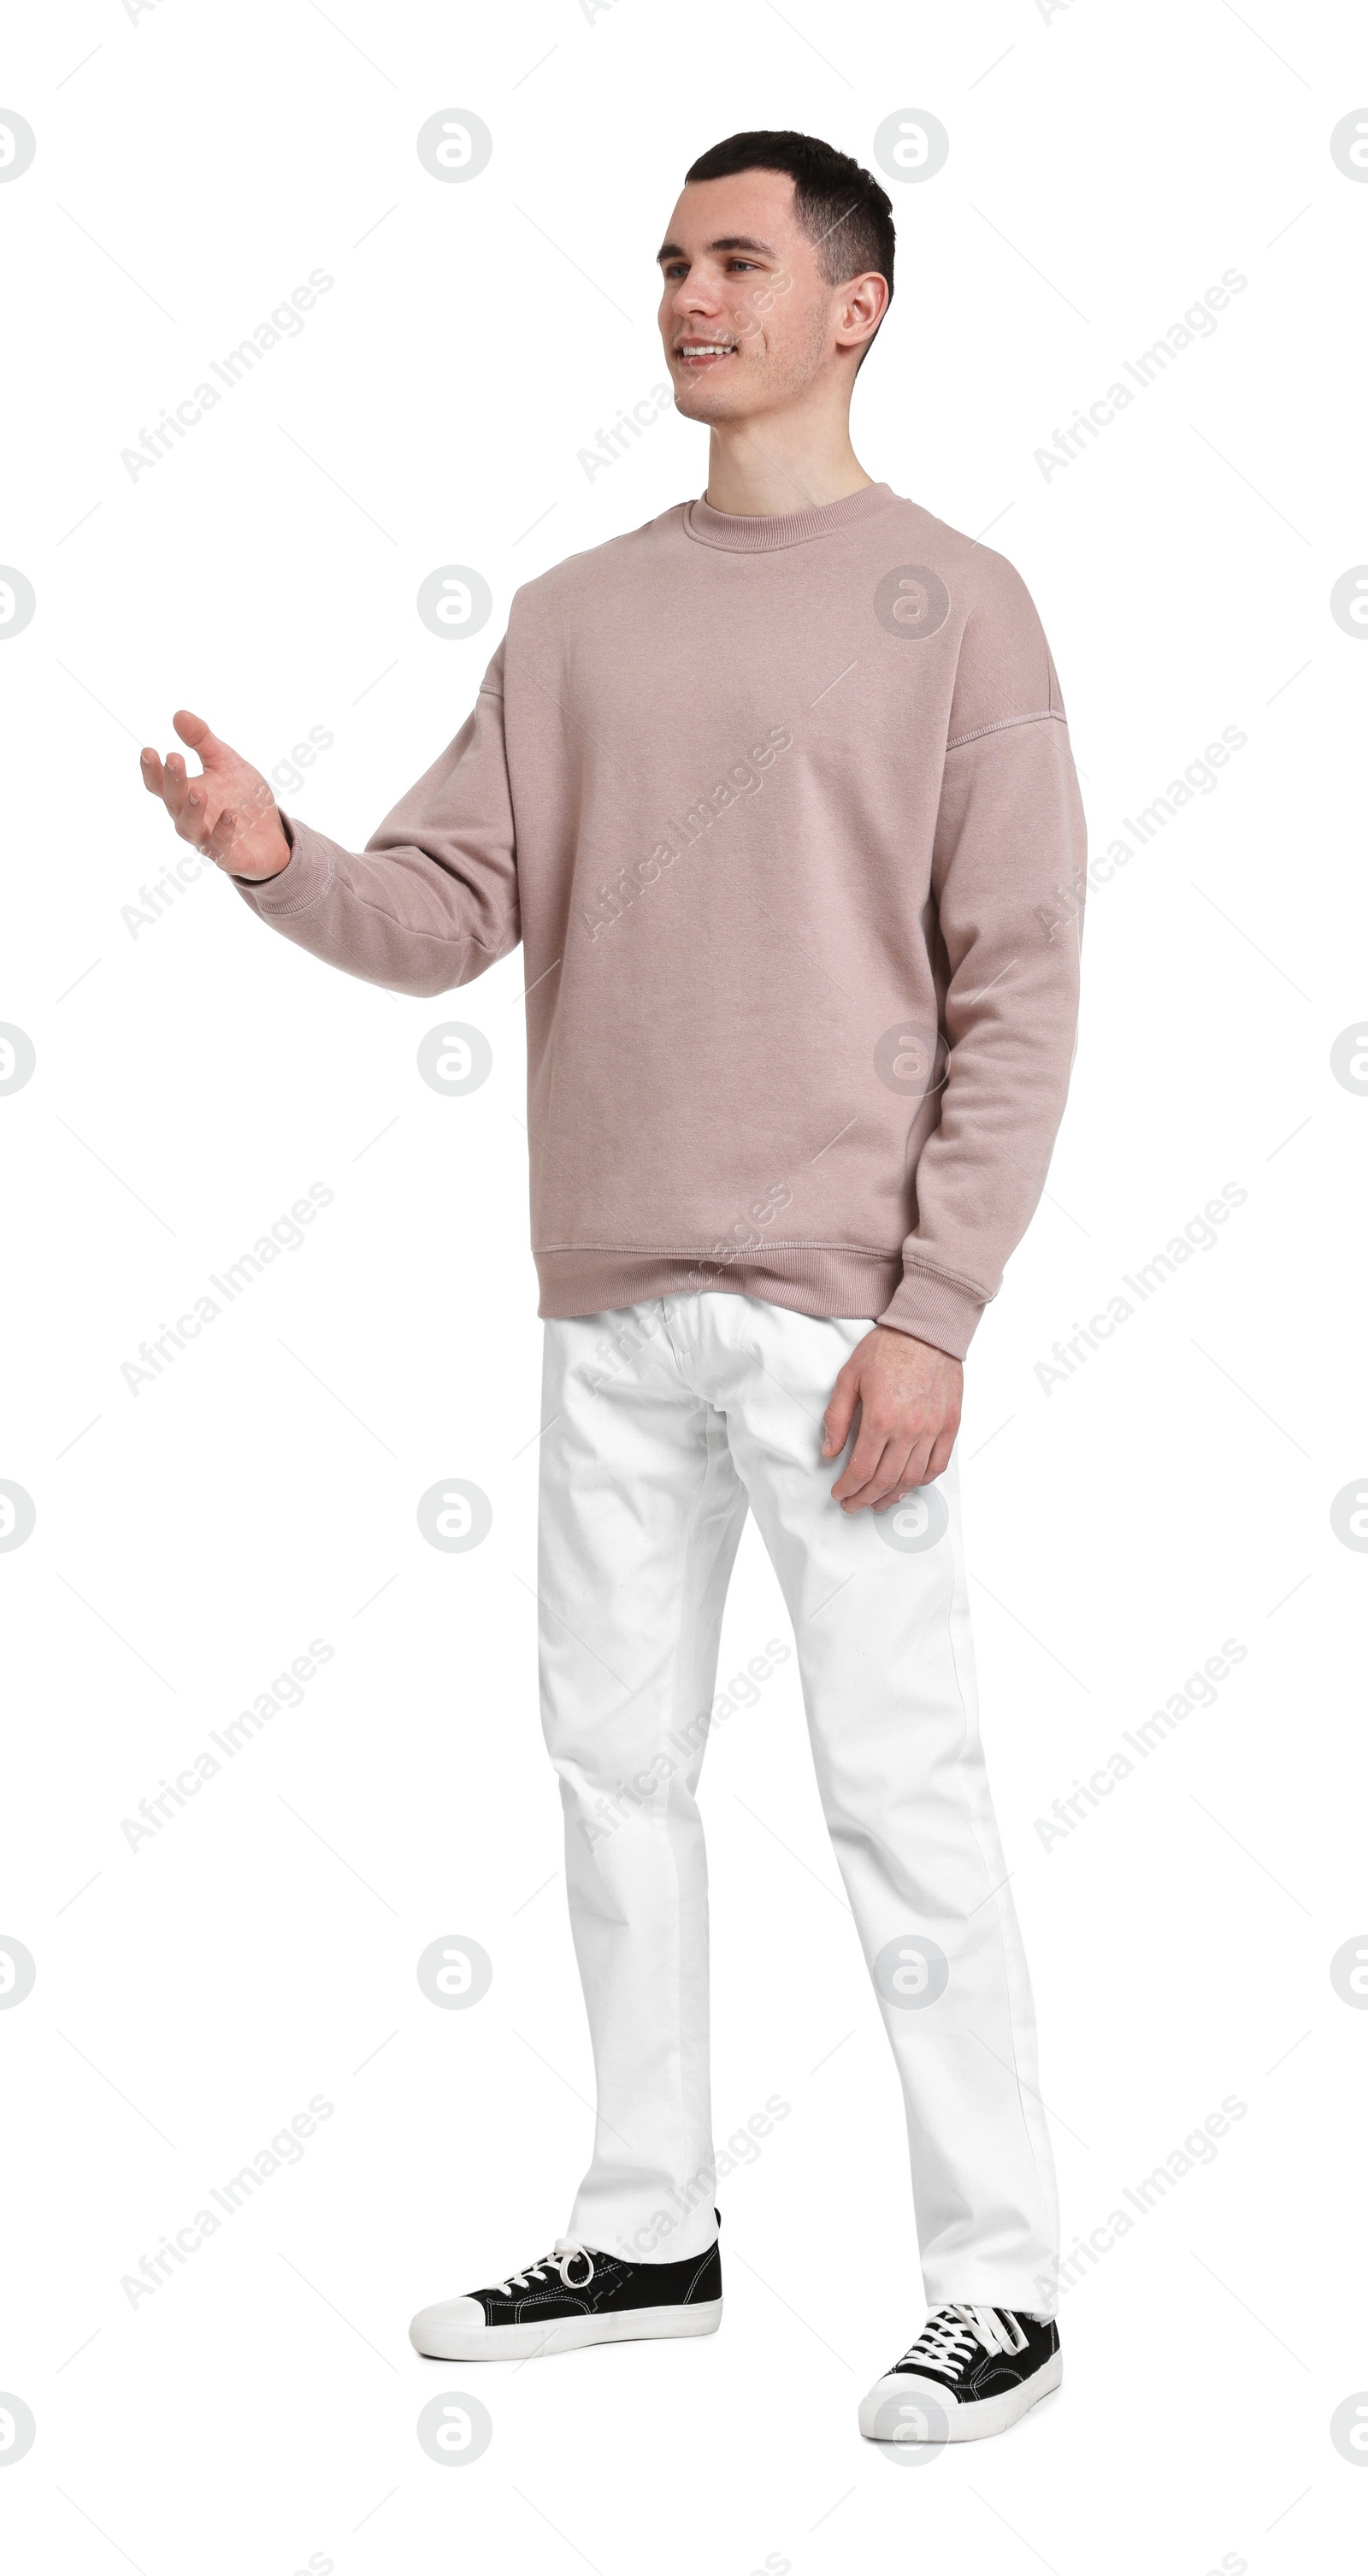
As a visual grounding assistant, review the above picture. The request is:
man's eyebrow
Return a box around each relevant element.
[655,234,780,263]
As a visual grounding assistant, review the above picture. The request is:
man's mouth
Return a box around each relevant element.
[675,340,739,369]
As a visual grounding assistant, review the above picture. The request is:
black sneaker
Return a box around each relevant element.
[409,2232,722,2361]
[859,2305,1061,2444]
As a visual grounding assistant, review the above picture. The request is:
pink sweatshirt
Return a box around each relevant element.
[236,482,1085,1357]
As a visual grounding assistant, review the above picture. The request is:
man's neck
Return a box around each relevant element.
[701,411,875,517]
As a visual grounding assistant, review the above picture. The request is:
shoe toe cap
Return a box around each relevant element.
[409,2295,486,2354]
[859,2372,958,2443]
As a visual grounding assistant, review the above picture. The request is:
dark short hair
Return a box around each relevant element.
[683,129,894,362]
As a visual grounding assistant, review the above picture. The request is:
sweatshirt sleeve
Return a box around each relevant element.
[876,559,1087,1360]
[232,639,519,998]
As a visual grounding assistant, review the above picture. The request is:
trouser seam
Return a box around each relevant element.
[941,1504,1057,2272]
[659,1375,741,2213]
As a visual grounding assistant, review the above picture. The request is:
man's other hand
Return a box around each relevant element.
[139,710,291,882]
[822,1326,963,1512]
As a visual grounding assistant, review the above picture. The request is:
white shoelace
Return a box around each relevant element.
[491,2239,595,2296]
[899,2304,1029,2377]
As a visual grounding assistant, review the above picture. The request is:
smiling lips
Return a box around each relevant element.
[675,340,739,366]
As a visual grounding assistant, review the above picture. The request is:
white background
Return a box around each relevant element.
[2,1,1365,2567]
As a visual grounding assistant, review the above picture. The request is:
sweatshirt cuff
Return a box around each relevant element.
[876,1265,987,1362]
[232,812,334,919]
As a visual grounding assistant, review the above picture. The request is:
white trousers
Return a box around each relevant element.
[536,1292,1059,2313]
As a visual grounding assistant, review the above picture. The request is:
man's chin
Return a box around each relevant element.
[668,375,749,423]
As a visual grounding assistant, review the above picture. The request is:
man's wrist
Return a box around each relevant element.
[233,812,293,885]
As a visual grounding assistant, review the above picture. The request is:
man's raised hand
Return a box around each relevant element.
[139,710,292,883]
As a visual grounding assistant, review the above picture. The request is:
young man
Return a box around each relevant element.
[139,131,1084,2446]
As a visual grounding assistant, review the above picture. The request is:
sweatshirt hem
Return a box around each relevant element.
[534,1243,906,1325]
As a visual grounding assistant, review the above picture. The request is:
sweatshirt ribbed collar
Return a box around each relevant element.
[682,480,898,552]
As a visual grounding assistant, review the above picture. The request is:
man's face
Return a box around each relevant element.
[657,169,850,422]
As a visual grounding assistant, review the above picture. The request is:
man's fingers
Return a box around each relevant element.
[821,1367,859,1457]
[167,789,208,851]
[864,1442,916,1510]
[831,1414,947,1508]
[831,1412,905,1504]
[845,1439,919,1513]
[139,719,269,870]
[151,753,219,848]
[173,707,227,765]
[839,1458,899,1511]
[156,753,191,821]
[831,1413,887,1495]
[870,1442,934,1511]
[183,785,220,848]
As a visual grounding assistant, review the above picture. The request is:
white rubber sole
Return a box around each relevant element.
[410,2298,723,2362]
[859,2348,1062,2444]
